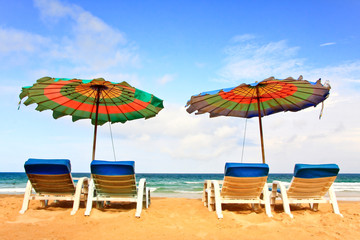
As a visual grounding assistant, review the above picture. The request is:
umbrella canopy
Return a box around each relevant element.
[186,76,331,163]
[19,77,164,160]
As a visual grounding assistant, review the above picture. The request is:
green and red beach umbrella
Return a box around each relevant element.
[19,77,164,160]
[186,76,331,163]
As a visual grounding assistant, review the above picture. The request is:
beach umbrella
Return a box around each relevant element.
[19,77,164,160]
[186,76,330,163]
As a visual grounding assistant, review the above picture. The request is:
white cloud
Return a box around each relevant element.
[35,0,138,71]
[306,61,360,84]
[0,27,50,53]
[218,39,305,83]
[34,0,75,20]
[157,74,175,85]
[230,34,256,43]
[320,42,336,47]
[0,0,140,74]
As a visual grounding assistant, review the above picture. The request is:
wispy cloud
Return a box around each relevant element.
[0,0,140,75]
[157,74,175,85]
[320,42,336,47]
[34,0,139,71]
[0,27,50,53]
[230,34,256,43]
[217,37,304,83]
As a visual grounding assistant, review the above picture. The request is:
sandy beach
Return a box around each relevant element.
[1,195,359,240]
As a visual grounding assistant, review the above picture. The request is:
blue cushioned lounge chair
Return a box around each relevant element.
[270,164,343,218]
[203,163,272,219]
[19,158,88,215]
[85,160,150,218]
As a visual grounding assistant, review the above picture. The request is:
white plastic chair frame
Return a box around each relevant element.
[19,174,88,215]
[203,176,273,219]
[270,176,343,218]
[84,174,150,218]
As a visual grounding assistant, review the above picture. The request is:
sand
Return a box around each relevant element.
[1,195,359,240]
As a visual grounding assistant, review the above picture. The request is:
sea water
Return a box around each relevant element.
[1,173,360,200]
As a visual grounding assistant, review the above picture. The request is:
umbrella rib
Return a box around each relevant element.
[226,86,257,118]
[53,85,98,119]
[206,89,240,114]
[259,82,324,110]
[28,85,88,110]
[99,90,112,123]
[259,82,287,112]
[68,86,98,119]
[101,85,158,120]
[190,91,224,105]
[101,85,129,122]
[201,90,240,115]
[112,88,151,117]
[262,82,304,110]
[194,86,252,116]
[105,84,160,118]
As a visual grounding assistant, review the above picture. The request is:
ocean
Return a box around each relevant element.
[1,173,360,200]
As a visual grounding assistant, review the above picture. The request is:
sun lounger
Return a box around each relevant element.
[19,158,88,215]
[270,163,343,218]
[203,163,272,219]
[84,160,150,218]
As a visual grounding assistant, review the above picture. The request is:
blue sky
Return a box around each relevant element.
[0,0,359,173]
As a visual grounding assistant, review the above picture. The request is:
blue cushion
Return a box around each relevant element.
[225,163,269,177]
[91,160,135,176]
[24,158,71,175]
[294,164,340,179]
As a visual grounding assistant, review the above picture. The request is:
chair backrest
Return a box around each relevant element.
[90,160,137,197]
[288,164,340,198]
[221,163,269,199]
[24,158,75,195]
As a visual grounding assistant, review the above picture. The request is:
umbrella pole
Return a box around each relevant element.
[92,89,101,161]
[256,87,266,164]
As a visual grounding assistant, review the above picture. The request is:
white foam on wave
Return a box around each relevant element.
[333,183,360,192]
[0,188,26,193]
[149,187,157,192]
[174,190,203,194]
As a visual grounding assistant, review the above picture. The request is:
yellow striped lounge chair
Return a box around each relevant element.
[270,163,343,218]
[203,163,272,219]
[84,160,150,218]
[19,158,88,215]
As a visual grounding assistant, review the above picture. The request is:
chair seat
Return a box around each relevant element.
[270,163,342,218]
[202,163,272,219]
[85,160,150,218]
[20,159,88,215]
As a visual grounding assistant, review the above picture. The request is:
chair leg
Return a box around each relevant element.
[262,183,273,217]
[40,200,47,208]
[202,181,208,207]
[147,188,151,208]
[207,180,215,211]
[135,178,146,218]
[312,203,319,211]
[145,187,150,208]
[84,179,95,216]
[277,182,293,218]
[270,182,278,211]
[212,180,223,219]
[328,185,343,217]
[71,177,87,215]
[19,180,32,214]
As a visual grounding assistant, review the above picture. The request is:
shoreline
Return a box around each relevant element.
[1,194,360,240]
[3,190,360,201]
